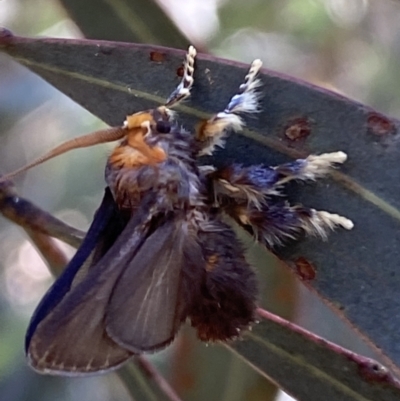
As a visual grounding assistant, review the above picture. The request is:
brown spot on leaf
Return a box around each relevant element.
[294,257,316,280]
[176,66,184,77]
[367,112,396,136]
[150,51,166,63]
[284,117,312,141]
[358,361,391,383]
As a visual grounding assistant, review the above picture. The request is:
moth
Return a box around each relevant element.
[4,46,353,375]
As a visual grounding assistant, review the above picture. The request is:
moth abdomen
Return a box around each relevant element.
[189,220,258,342]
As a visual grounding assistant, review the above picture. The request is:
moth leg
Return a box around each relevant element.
[207,150,348,209]
[274,151,347,185]
[210,160,353,247]
[164,46,197,108]
[208,164,282,208]
[225,200,353,248]
[196,59,263,156]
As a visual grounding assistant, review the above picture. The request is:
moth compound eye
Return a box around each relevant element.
[156,120,171,134]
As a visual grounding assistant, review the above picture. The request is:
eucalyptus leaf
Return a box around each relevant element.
[59,0,190,47]
[229,308,400,401]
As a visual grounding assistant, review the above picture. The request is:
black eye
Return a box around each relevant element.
[156,120,171,133]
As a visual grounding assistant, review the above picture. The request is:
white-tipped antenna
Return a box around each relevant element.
[165,46,197,108]
[197,59,263,156]
[224,59,263,116]
[0,126,127,182]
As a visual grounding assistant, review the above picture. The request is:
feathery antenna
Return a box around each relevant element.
[165,46,197,108]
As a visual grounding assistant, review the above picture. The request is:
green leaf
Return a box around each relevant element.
[229,308,400,401]
[59,0,190,47]
[2,30,400,398]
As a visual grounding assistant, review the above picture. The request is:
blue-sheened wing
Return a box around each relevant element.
[26,189,125,348]
[26,191,155,375]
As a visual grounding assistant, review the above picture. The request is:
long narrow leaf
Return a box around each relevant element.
[229,308,400,401]
[59,0,190,47]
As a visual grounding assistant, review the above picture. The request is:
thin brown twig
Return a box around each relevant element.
[25,228,70,276]
[135,356,184,401]
[0,179,85,247]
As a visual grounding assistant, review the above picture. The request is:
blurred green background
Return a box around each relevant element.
[0,0,399,400]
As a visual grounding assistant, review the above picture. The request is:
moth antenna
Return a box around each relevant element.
[165,45,197,108]
[0,126,127,182]
[224,59,263,115]
[197,59,263,156]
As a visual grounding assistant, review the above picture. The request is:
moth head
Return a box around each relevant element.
[123,106,174,137]
[0,45,196,182]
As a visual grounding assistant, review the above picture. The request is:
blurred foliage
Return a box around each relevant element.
[1,0,400,400]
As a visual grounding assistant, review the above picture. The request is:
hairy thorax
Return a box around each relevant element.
[105,120,204,213]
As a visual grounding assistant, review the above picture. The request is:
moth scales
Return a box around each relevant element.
[1,46,353,375]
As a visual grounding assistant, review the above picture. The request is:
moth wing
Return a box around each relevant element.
[26,188,126,350]
[106,218,203,352]
[26,192,155,376]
